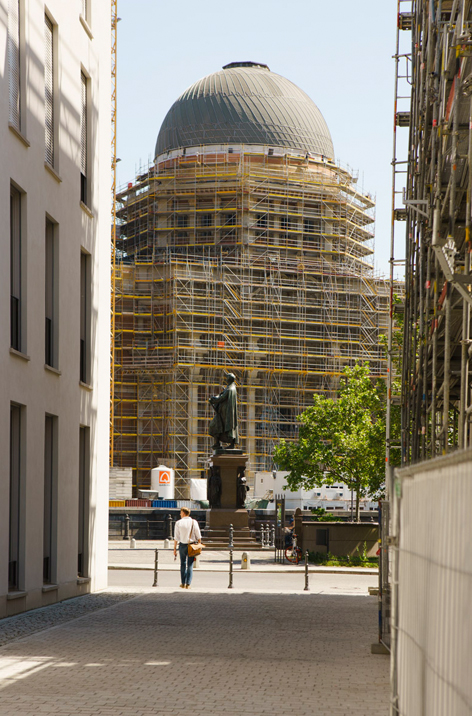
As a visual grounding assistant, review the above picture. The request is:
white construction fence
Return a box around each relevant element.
[390,450,472,715]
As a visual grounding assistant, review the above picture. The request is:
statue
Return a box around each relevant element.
[209,372,239,450]
[237,468,249,508]
[208,465,222,508]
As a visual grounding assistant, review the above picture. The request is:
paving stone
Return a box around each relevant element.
[0,585,389,715]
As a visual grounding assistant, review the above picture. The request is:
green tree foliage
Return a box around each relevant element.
[273,363,386,521]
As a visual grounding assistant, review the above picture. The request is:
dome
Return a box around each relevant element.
[155,62,334,159]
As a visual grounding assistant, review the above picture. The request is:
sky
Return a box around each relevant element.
[116,1,409,277]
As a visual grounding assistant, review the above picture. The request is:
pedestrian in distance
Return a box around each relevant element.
[173,507,201,589]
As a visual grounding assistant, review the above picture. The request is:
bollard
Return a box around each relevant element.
[304,551,310,591]
[130,537,136,549]
[166,514,173,540]
[123,513,130,541]
[264,523,269,548]
[229,523,234,550]
[194,554,200,569]
[270,525,275,548]
[163,538,170,549]
[228,549,234,589]
[260,523,266,547]
[152,548,158,587]
[241,552,250,570]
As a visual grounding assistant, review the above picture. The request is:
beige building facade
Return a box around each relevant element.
[0,0,110,616]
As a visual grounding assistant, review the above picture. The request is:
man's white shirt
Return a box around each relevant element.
[174,516,201,544]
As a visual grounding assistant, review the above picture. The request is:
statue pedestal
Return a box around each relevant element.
[211,452,246,509]
[204,452,259,548]
[207,508,249,530]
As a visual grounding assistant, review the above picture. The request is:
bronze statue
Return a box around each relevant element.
[237,469,249,508]
[208,465,222,508]
[209,373,239,449]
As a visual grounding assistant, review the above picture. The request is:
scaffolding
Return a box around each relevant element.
[112,148,393,495]
[400,0,472,462]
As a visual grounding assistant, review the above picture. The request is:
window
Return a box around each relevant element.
[80,72,88,204]
[8,0,20,129]
[201,213,213,227]
[43,415,57,584]
[44,15,54,165]
[9,404,22,591]
[10,185,22,351]
[177,214,188,227]
[80,251,90,383]
[78,426,90,577]
[225,213,236,226]
[256,213,268,228]
[45,219,58,367]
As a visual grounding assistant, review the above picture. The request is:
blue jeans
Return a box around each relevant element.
[179,543,195,586]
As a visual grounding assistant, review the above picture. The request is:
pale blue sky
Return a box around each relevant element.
[116,1,408,276]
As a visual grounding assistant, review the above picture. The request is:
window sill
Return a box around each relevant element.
[42,584,58,593]
[8,123,30,147]
[7,590,27,600]
[79,380,93,391]
[45,162,62,183]
[79,14,93,39]
[45,364,61,376]
[77,577,90,585]
[10,347,30,361]
[80,201,93,219]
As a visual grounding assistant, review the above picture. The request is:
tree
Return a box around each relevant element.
[273,363,386,521]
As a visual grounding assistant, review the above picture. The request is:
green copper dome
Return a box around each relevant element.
[155,62,334,159]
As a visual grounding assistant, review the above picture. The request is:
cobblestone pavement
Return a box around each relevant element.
[0,581,389,716]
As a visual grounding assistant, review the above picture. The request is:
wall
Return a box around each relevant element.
[0,0,110,616]
[296,517,379,557]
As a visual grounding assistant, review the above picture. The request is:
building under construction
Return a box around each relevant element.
[394,1,472,461]
[112,62,392,496]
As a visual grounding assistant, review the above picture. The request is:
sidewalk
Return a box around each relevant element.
[109,541,379,575]
[0,582,389,715]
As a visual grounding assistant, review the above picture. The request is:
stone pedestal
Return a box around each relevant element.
[208,508,249,530]
[211,452,246,509]
[206,452,252,541]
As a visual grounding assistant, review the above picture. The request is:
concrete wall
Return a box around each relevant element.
[0,0,110,616]
[297,518,379,557]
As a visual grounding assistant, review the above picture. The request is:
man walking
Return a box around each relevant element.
[173,507,201,589]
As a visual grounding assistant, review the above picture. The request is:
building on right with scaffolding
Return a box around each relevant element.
[112,61,393,497]
[397,1,472,458]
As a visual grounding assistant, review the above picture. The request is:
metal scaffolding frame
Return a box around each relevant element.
[401,0,472,463]
[112,148,393,496]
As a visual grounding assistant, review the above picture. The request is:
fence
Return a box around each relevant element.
[390,450,472,716]
[109,515,206,540]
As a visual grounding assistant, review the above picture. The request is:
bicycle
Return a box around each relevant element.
[284,532,303,564]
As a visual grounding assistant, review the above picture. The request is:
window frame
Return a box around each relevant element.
[45,217,59,368]
[10,184,24,352]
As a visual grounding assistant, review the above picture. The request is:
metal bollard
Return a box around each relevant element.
[228,550,234,589]
[166,514,173,540]
[270,525,275,548]
[123,513,130,541]
[152,549,158,587]
[229,523,234,550]
[130,537,136,549]
[304,551,310,591]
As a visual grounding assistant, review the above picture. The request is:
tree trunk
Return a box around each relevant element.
[355,486,360,522]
